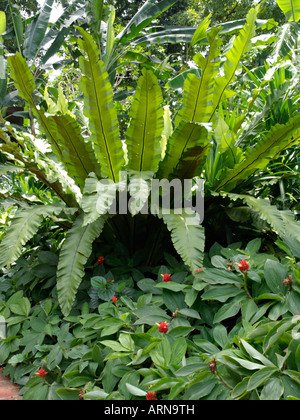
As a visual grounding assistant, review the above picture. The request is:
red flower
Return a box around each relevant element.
[235,260,250,274]
[196,269,202,273]
[111,296,117,303]
[155,321,169,333]
[97,256,105,265]
[161,273,172,282]
[146,391,156,400]
[35,369,47,377]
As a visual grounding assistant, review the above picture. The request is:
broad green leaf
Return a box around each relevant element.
[126,68,164,173]
[125,383,146,397]
[260,377,284,400]
[57,214,107,316]
[196,268,243,286]
[170,337,187,365]
[77,28,124,182]
[213,299,242,323]
[100,340,128,352]
[8,53,100,190]
[24,0,54,60]
[240,339,276,367]
[150,337,172,367]
[183,378,217,400]
[263,260,287,296]
[226,355,266,371]
[133,27,197,47]
[202,285,244,302]
[277,0,300,21]
[83,390,108,400]
[273,22,299,60]
[247,367,278,391]
[155,282,187,292]
[39,3,85,65]
[0,204,65,269]
[10,11,23,52]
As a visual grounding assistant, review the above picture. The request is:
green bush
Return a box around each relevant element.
[1,238,300,400]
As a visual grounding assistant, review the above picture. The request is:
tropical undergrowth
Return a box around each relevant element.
[1,234,300,400]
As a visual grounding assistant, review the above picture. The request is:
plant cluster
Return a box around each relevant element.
[1,239,300,400]
[0,0,300,401]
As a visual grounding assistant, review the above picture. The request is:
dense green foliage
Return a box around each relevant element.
[0,0,300,401]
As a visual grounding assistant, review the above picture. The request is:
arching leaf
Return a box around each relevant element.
[0,204,66,269]
[77,27,124,182]
[277,0,300,22]
[159,209,205,272]
[126,68,164,173]
[57,214,107,316]
[23,0,54,60]
[213,114,300,192]
[176,27,222,125]
[8,53,100,191]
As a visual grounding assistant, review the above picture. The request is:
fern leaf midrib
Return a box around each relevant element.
[139,74,149,172]
[209,40,249,123]
[86,50,116,183]
[291,0,296,21]
[191,53,212,123]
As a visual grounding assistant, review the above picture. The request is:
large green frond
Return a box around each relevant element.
[210,7,258,120]
[223,193,300,258]
[7,52,36,107]
[8,53,100,192]
[176,27,222,125]
[77,27,124,182]
[0,204,66,269]
[160,210,205,272]
[213,115,300,192]
[126,68,164,173]
[57,214,106,316]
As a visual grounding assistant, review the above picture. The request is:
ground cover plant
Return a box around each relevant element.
[0,0,300,400]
